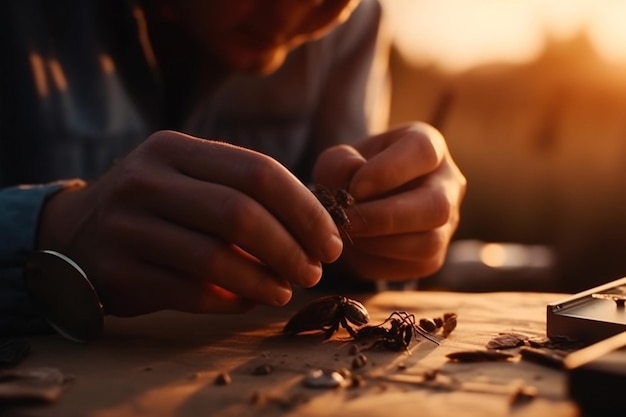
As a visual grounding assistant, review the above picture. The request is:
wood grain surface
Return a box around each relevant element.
[5,290,581,417]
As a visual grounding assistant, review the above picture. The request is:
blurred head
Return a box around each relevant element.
[149,0,361,74]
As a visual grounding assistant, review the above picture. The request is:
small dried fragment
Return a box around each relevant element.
[423,369,439,381]
[486,332,528,350]
[351,374,366,388]
[433,317,444,329]
[528,335,583,351]
[519,347,565,369]
[336,368,352,380]
[419,318,437,333]
[446,350,515,363]
[214,372,232,385]
[249,391,267,406]
[348,344,360,355]
[443,312,456,321]
[352,353,368,369]
[302,369,347,389]
[510,384,538,407]
[250,391,310,410]
[251,364,273,375]
[442,314,457,337]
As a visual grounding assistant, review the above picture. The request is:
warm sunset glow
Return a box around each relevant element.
[381,0,626,71]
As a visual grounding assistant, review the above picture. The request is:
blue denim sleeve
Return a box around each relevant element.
[0,183,68,336]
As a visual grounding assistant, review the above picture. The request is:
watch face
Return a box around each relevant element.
[24,250,104,343]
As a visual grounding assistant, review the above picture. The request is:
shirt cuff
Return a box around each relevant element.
[0,180,84,336]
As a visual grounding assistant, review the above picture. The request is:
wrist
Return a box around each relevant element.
[37,179,87,250]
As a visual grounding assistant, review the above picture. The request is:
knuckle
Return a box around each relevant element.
[142,130,201,163]
[419,229,448,259]
[412,134,438,168]
[104,214,133,241]
[407,123,445,168]
[280,244,307,276]
[458,170,468,194]
[109,158,161,201]
[427,187,452,227]
[243,153,281,190]
[218,193,257,237]
[197,241,227,277]
[416,256,446,278]
[142,130,179,153]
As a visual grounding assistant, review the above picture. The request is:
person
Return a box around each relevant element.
[0,0,466,337]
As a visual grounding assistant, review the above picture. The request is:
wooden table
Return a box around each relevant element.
[4,291,581,417]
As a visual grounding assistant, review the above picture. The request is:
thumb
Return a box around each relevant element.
[312,144,366,189]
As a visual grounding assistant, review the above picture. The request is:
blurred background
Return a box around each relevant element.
[379,0,626,293]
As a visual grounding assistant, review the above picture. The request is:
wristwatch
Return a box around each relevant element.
[23,250,104,343]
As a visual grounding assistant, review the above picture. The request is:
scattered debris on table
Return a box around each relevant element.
[477,331,583,369]
[217,298,583,413]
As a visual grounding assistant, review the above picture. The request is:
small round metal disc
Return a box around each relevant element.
[302,369,348,389]
[24,250,104,343]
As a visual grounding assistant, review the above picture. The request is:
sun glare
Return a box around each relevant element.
[381,0,626,72]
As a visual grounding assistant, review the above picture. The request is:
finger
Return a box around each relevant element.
[94,256,256,316]
[143,131,343,263]
[350,228,451,262]
[350,123,447,201]
[347,184,452,237]
[108,213,297,306]
[312,144,366,189]
[341,249,444,282]
[140,179,323,288]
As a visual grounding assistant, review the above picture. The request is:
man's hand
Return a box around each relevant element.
[37,131,343,316]
[312,122,466,281]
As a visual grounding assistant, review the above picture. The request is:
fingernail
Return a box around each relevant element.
[274,282,293,306]
[324,234,343,262]
[301,260,323,288]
